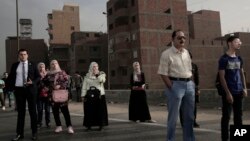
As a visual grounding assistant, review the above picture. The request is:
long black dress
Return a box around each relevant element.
[129,72,151,121]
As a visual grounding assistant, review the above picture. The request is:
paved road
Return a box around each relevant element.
[0,102,249,141]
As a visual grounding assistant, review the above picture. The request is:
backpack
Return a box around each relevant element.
[215,72,225,96]
[216,54,243,96]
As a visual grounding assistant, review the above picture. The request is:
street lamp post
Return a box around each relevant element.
[103,12,110,90]
[16,0,19,51]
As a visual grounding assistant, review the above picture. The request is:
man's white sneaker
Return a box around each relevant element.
[67,126,74,134]
[2,106,5,111]
[54,126,62,133]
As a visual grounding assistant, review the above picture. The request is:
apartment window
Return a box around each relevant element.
[166,25,172,30]
[48,14,53,19]
[132,33,136,40]
[109,24,113,30]
[86,33,89,37]
[90,59,102,65]
[164,8,171,14]
[111,70,115,77]
[93,46,98,52]
[120,67,127,76]
[78,59,86,63]
[108,8,113,15]
[131,16,136,23]
[49,34,53,40]
[70,7,74,11]
[49,24,53,30]
[71,26,75,30]
[90,46,100,56]
[114,0,128,11]
[94,33,101,37]
[131,0,135,6]
[115,16,129,27]
[133,50,138,58]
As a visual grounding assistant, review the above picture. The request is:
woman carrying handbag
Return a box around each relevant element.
[44,60,74,134]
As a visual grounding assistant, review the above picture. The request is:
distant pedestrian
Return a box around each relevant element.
[37,62,51,128]
[129,61,155,123]
[67,73,74,101]
[0,78,5,110]
[218,35,248,141]
[7,48,40,141]
[2,72,13,108]
[73,71,83,102]
[158,30,195,141]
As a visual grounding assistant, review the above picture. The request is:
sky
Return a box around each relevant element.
[0,0,250,74]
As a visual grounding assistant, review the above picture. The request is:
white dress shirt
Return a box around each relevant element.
[15,61,28,87]
[158,46,192,78]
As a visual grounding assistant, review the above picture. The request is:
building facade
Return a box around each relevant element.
[71,32,108,81]
[5,37,49,72]
[188,10,221,40]
[107,0,189,89]
[47,4,80,45]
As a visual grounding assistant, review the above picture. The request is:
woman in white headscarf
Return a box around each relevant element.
[129,62,155,123]
[81,62,108,131]
[44,60,74,134]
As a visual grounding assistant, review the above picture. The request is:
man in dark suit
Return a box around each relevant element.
[7,49,40,141]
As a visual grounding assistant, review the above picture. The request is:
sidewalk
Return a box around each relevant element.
[68,101,250,130]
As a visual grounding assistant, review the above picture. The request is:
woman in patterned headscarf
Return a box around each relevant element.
[44,60,74,134]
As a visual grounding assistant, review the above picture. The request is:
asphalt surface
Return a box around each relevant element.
[0,101,250,141]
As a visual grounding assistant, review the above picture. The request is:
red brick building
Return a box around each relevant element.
[107,0,189,89]
[107,0,250,89]
[47,4,80,45]
[71,32,108,77]
[188,10,221,40]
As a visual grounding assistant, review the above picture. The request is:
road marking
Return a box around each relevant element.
[70,113,220,134]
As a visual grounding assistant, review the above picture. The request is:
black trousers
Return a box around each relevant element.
[37,98,51,125]
[76,87,82,102]
[52,103,72,127]
[14,87,37,135]
[221,94,243,141]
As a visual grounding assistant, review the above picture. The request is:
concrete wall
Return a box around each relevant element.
[105,90,250,110]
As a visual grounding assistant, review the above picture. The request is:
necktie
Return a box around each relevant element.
[22,62,26,86]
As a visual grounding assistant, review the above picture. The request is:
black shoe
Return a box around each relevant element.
[98,126,103,131]
[194,122,200,128]
[37,123,42,128]
[31,133,37,140]
[12,134,24,141]
[130,120,137,122]
[85,126,91,131]
[46,123,51,128]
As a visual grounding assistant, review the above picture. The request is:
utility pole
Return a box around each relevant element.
[16,0,19,51]
[103,12,110,90]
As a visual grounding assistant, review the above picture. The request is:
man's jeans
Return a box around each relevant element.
[165,80,195,141]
